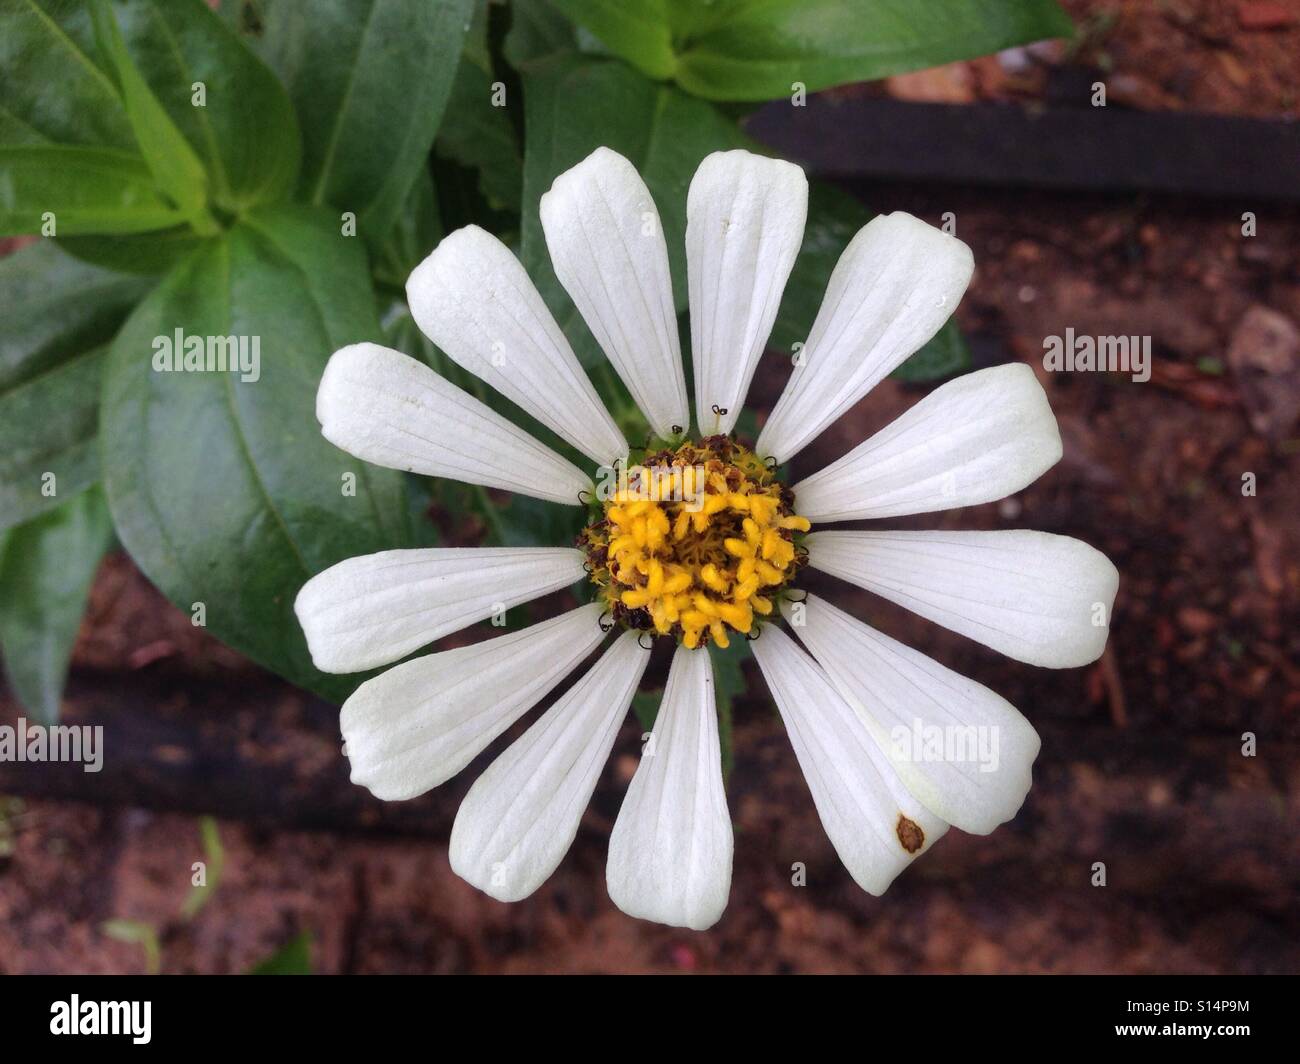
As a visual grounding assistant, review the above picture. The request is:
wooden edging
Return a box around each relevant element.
[746,96,1300,202]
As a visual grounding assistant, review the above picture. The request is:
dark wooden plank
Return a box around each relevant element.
[2,675,1295,915]
[745,97,1300,201]
[0,672,461,837]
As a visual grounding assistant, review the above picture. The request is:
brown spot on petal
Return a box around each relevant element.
[896,814,924,854]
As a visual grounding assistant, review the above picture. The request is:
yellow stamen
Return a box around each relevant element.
[577,437,811,648]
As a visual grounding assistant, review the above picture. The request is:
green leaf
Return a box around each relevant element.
[100,917,161,974]
[0,145,186,234]
[436,7,524,212]
[551,0,1074,101]
[57,226,207,275]
[631,686,660,731]
[504,0,579,67]
[2,1,299,229]
[96,0,301,212]
[0,240,149,530]
[891,317,971,382]
[771,182,970,383]
[233,0,472,245]
[180,816,224,920]
[519,55,750,368]
[547,0,676,79]
[0,0,136,150]
[88,0,213,229]
[100,205,412,702]
[494,491,585,550]
[374,168,443,288]
[0,240,148,384]
[0,487,114,724]
[0,347,107,527]
[247,931,313,974]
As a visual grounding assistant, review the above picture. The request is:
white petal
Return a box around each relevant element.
[450,631,650,902]
[792,363,1062,522]
[406,225,627,467]
[756,212,974,463]
[317,343,591,505]
[751,625,947,895]
[540,147,688,440]
[606,645,732,930]
[686,149,807,437]
[785,595,1039,835]
[341,604,608,801]
[806,530,1119,668]
[295,547,586,674]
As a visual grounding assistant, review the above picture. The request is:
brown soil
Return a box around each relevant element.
[884,0,1300,117]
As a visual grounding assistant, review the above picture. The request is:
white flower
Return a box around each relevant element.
[295,147,1119,931]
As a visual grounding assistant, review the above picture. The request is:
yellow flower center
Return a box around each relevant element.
[578,436,811,649]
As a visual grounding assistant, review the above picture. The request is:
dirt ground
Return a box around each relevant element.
[2,1,1298,974]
